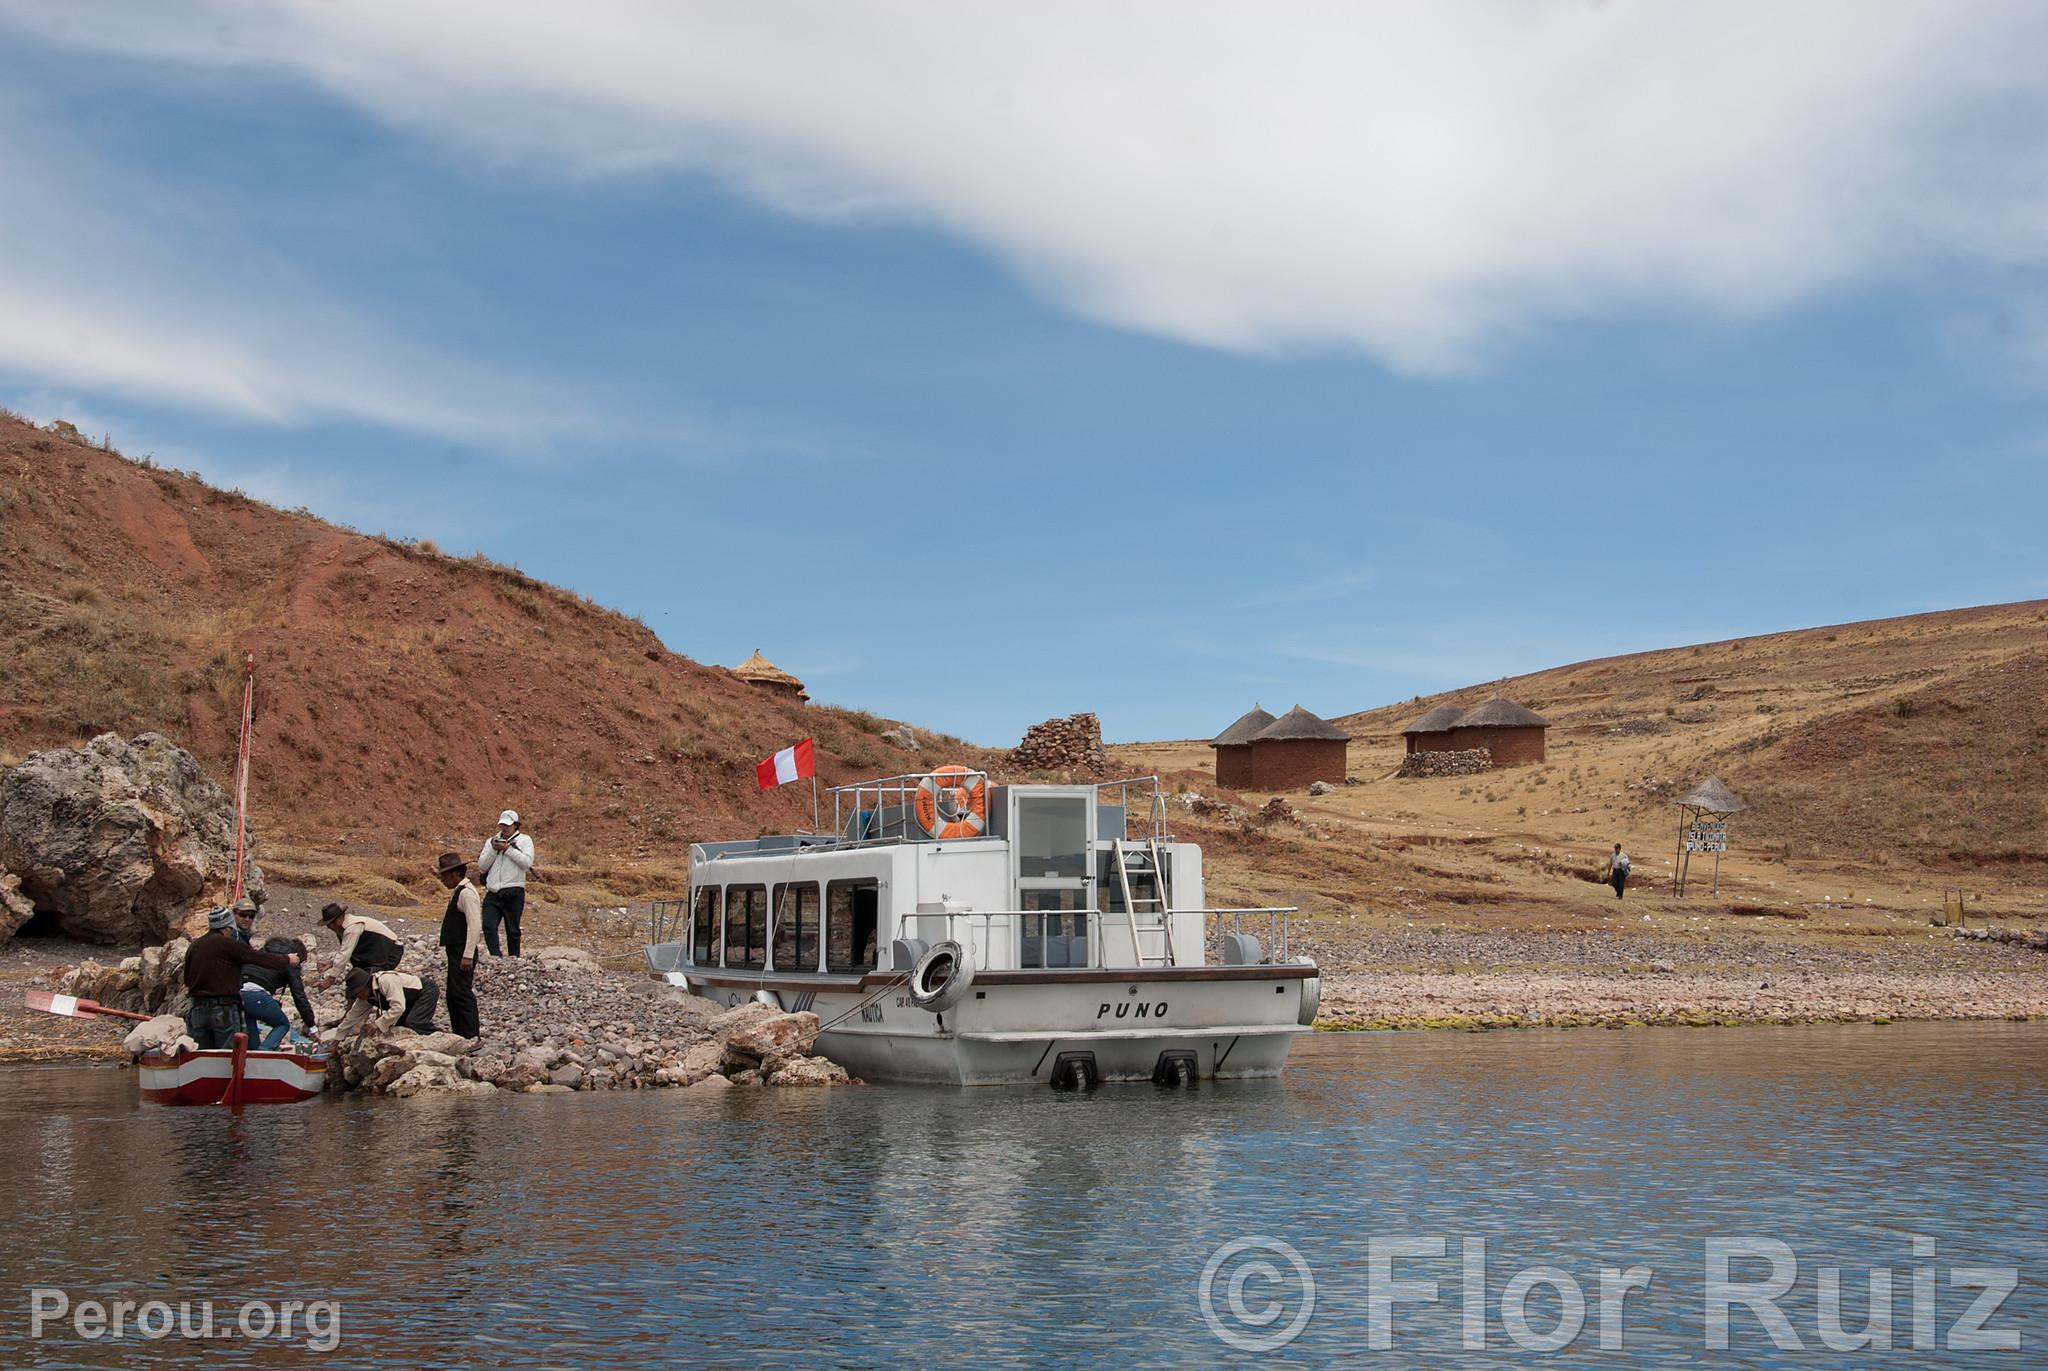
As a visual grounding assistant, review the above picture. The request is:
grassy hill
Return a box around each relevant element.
[0,414,989,908]
[1112,600,2048,929]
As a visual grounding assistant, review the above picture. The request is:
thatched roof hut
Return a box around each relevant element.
[1453,697,1550,729]
[1400,703,1466,755]
[729,649,808,703]
[1209,705,1275,787]
[1445,696,1549,766]
[1243,705,1349,790]
[1209,706,1277,749]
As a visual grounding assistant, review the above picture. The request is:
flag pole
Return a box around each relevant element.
[231,652,255,903]
[811,774,820,834]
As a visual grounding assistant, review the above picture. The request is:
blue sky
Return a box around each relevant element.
[2,4,2045,746]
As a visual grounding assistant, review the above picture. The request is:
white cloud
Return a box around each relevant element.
[5,1,2046,375]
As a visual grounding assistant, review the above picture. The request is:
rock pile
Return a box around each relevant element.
[1396,748,1492,779]
[1953,927,2048,951]
[0,732,262,944]
[1007,712,1106,775]
[53,936,859,1096]
[878,726,920,753]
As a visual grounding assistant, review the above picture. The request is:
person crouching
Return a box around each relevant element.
[334,967,440,1037]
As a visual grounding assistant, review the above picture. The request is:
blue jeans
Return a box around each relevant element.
[240,988,291,1050]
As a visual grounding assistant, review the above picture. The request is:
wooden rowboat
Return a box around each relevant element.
[137,1032,330,1106]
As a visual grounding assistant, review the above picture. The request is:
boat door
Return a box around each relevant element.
[1010,788,1096,968]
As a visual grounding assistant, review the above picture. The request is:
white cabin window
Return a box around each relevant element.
[771,883,820,972]
[1014,794,1090,879]
[826,880,878,974]
[691,886,721,966]
[725,885,767,969]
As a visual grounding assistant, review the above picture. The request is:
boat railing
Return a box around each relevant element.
[901,903,1299,970]
[826,770,1172,846]
[649,897,690,947]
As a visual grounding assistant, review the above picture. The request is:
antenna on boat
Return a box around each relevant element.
[231,652,255,904]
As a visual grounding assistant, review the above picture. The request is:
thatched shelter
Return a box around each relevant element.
[1399,703,1466,756]
[1208,705,1276,788]
[729,649,808,703]
[1675,776,1747,813]
[1245,705,1350,790]
[1445,697,1549,766]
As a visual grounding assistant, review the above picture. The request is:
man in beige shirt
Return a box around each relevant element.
[434,851,483,1037]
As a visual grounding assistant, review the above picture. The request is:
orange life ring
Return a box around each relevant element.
[916,766,988,840]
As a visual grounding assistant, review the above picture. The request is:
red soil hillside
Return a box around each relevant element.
[0,416,986,903]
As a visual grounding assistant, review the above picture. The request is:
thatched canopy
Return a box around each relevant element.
[1676,776,1747,813]
[1453,696,1549,728]
[1209,705,1277,748]
[730,649,807,696]
[1253,705,1351,742]
[1401,704,1466,735]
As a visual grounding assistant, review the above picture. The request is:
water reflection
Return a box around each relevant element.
[0,1023,2041,1367]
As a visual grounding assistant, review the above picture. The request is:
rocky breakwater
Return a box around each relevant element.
[1007,712,1107,775]
[1396,747,1491,779]
[0,732,262,944]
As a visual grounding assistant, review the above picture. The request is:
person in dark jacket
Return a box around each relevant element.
[240,937,314,1048]
[434,852,483,1038]
[184,906,301,1050]
[315,902,406,973]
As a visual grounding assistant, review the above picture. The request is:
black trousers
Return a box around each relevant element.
[444,950,479,1037]
[186,997,243,1050]
[399,979,440,1034]
[1611,870,1628,899]
[482,887,525,957]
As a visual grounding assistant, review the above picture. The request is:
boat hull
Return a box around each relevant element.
[136,1047,329,1105]
[675,965,1316,1086]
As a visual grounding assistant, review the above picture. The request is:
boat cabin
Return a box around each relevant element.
[677,774,1218,979]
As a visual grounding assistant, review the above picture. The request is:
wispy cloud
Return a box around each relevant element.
[6,2,2046,376]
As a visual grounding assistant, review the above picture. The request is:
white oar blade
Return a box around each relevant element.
[24,991,87,1018]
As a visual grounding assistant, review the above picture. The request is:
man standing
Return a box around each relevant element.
[435,851,482,1038]
[183,906,300,1049]
[477,809,534,957]
[1606,843,1631,900]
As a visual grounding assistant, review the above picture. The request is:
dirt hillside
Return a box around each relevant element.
[0,414,987,908]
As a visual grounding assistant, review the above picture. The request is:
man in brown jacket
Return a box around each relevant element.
[184,905,301,1049]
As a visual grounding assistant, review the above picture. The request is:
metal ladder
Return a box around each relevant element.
[1111,838,1175,966]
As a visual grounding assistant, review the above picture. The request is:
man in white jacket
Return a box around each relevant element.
[478,809,535,957]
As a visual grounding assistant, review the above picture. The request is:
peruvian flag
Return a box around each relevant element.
[756,738,816,789]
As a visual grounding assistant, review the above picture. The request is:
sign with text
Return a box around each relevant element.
[1686,821,1728,854]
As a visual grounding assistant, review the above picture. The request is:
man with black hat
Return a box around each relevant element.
[183,905,301,1050]
[334,966,440,1037]
[434,852,483,1038]
[315,901,406,974]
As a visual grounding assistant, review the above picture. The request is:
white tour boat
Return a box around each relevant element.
[647,770,1318,1087]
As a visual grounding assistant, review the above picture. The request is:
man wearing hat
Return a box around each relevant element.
[476,809,535,958]
[315,901,406,974]
[182,905,301,1050]
[335,966,439,1037]
[434,852,483,1038]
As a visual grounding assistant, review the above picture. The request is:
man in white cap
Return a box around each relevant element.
[477,809,535,957]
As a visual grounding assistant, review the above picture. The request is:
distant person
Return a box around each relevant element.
[434,852,483,1038]
[333,967,439,1037]
[477,809,535,957]
[315,902,406,973]
[183,906,300,1050]
[1606,843,1631,899]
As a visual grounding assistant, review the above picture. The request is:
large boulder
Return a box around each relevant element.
[724,1011,821,1069]
[0,733,264,944]
[0,873,33,941]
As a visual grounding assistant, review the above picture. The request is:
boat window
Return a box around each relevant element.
[1020,888,1091,969]
[1096,851,1170,913]
[771,883,820,973]
[724,885,767,970]
[826,880,879,974]
[691,886,721,966]
[1015,794,1090,879]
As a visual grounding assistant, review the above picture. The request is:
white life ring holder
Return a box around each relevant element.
[916,766,987,840]
[908,940,974,1015]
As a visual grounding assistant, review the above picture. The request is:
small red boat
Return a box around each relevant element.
[137,1033,330,1105]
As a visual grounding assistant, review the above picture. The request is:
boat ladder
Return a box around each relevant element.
[1110,838,1175,966]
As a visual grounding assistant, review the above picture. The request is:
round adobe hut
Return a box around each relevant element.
[729,649,809,703]
[1445,696,1548,766]
[1208,705,1276,789]
[1245,705,1350,790]
[1399,703,1466,756]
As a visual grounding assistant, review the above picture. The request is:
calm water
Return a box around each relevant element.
[1,1023,2042,1367]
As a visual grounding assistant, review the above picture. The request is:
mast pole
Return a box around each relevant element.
[231,653,255,903]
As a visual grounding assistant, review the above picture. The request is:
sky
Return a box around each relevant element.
[2,2,2045,747]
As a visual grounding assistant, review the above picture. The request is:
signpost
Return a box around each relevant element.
[1672,777,1745,898]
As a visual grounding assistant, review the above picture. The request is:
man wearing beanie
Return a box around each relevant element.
[183,905,301,1049]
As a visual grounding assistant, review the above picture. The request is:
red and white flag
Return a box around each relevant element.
[756,738,816,790]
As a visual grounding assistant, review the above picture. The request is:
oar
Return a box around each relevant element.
[24,990,152,1023]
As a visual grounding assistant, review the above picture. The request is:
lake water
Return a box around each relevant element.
[1,1022,2041,1367]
